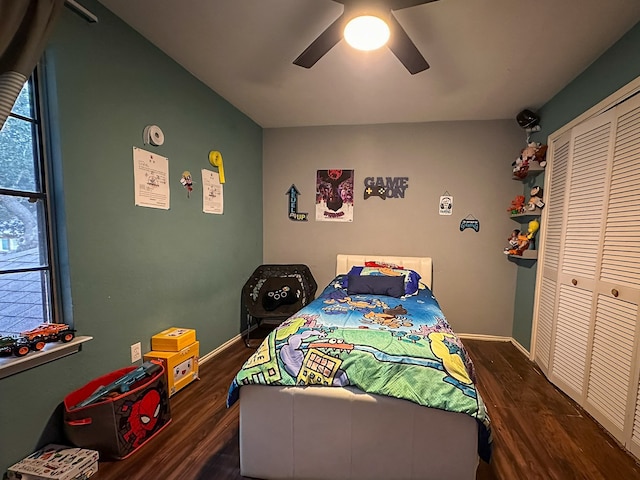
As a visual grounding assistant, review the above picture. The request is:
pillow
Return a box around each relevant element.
[364,261,404,269]
[342,266,421,296]
[347,274,405,298]
[259,277,303,313]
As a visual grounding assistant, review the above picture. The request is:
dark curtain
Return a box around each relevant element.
[0,0,65,129]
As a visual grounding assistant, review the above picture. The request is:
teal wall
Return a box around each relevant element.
[0,1,262,471]
[512,21,640,350]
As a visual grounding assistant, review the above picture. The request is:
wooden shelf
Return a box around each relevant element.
[508,250,537,260]
[510,208,542,221]
[512,163,545,180]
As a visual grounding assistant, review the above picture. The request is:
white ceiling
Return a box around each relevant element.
[97,0,640,128]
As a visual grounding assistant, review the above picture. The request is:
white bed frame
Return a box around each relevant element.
[239,255,479,480]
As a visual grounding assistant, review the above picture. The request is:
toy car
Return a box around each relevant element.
[0,336,43,357]
[20,323,75,343]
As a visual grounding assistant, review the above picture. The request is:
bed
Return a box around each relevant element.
[228,255,492,480]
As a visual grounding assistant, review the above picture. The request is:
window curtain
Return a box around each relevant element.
[0,0,65,130]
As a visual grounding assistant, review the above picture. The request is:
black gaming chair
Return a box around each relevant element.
[241,264,317,348]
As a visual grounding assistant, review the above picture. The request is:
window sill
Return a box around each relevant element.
[0,335,92,380]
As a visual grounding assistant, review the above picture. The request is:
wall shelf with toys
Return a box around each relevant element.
[503,218,540,259]
[512,163,545,181]
[505,141,547,262]
[512,142,547,180]
[508,250,538,260]
[510,208,542,221]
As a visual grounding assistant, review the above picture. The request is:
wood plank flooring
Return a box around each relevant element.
[93,338,640,479]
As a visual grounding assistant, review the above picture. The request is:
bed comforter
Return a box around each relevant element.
[228,276,492,462]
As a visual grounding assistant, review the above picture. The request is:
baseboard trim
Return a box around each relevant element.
[457,333,511,342]
[199,334,244,365]
[510,337,531,358]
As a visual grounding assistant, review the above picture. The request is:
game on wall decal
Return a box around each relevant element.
[363,177,409,200]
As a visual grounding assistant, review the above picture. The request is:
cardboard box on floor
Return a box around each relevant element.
[144,341,199,396]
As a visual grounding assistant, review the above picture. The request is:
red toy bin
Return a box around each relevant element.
[63,361,172,460]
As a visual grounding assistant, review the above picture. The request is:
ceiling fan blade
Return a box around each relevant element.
[389,0,439,10]
[293,13,346,68]
[387,12,429,74]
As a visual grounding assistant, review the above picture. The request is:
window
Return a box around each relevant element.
[0,69,61,337]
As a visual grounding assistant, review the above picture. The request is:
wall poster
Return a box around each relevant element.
[133,147,169,210]
[201,169,223,214]
[315,169,354,222]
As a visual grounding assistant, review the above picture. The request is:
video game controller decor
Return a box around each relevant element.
[460,215,480,232]
[363,177,409,200]
[262,285,302,311]
[364,185,387,200]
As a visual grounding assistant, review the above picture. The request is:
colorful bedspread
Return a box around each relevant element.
[228,277,492,462]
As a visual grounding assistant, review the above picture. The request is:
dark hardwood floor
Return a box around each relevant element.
[93,337,640,480]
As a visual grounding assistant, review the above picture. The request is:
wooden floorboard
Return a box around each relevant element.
[92,338,640,479]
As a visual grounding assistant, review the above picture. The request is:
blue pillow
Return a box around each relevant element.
[347,274,405,298]
[342,266,421,296]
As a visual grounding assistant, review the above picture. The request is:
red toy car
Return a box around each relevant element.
[20,323,75,343]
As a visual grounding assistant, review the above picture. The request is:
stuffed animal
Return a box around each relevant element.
[513,142,548,178]
[508,195,526,215]
[512,155,529,179]
[527,218,540,240]
[507,233,530,255]
[532,144,548,167]
[506,220,539,256]
[504,229,521,254]
[528,186,545,210]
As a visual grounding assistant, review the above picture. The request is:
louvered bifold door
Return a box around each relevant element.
[551,110,615,403]
[597,92,640,456]
[600,94,640,289]
[585,294,638,443]
[533,133,570,375]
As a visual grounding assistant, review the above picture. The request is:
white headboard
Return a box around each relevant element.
[336,254,433,289]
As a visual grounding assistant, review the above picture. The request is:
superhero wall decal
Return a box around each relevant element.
[316,169,354,222]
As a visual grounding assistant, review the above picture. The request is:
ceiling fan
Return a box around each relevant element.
[293,0,439,75]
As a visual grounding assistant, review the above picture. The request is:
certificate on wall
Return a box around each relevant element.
[202,168,223,214]
[133,147,170,210]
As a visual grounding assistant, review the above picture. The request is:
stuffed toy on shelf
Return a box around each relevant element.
[504,229,521,254]
[506,232,530,256]
[508,195,526,215]
[512,142,548,179]
[527,218,540,249]
[528,186,545,210]
[505,220,540,256]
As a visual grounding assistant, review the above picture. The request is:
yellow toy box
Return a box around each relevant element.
[151,327,196,352]
[144,341,199,396]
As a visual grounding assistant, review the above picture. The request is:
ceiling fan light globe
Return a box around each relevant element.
[344,15,390,51]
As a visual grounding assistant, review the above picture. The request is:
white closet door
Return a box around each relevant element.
[533,133,570,373]
[600,99,640,287]
[631,380,640,458]
[586,294,638,441]
[550,284,593,400]
[533,85,640,462]
[600,92,640,455]
[544,136,570,271]
[550,111,614,402]
[560,113,612,281]
[535,276,556,372]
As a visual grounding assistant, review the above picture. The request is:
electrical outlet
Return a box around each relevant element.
[130,342,142,363]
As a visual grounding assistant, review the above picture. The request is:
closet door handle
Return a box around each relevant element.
[612,289,619,297]
[572,279,578,286]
